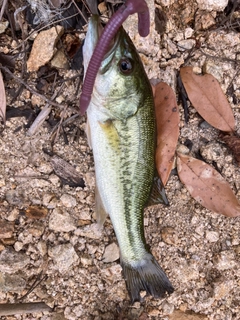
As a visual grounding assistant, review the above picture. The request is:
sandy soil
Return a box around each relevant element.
[0,0,239,319]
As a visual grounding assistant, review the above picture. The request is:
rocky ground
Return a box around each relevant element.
[0,0,240,319]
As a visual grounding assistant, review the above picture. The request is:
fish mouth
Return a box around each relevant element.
[95,15,122,58]
[83,15,121,70]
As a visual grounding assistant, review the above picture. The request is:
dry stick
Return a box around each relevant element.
[27,83,65,136]
[0,302,52,316]
[0,66,64,109]
[0,0,8,21]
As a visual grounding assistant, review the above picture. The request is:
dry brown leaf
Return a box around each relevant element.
[180,66,235,132]
[0,70,6,123]
[25,205,48,219]
[177,153,240,217]
[219,133,240,165]
[154,82,180,186]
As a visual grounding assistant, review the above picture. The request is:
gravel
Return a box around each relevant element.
[0,0,239,319]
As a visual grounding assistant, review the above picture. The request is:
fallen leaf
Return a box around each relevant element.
[219,133,240,165]
[180,66,235,132]
[177,153,240,217]
[169,310,208,320]
[154,82,180,186]
[25,206,48,219]
[0,70,6,123]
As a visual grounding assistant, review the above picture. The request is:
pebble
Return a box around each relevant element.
[51,49,69,69]
[37,241,47,256]
[0,220,14,239]
[213,251,237,270]
[161,227,178,245]
[205,231,219,243]
[6,208,19,221]
[60,194,77,208]
[74,223,102,240]
[48,243,79,274]
[0,248,30,273]
[0,272,26,292]
[0,20,9,34]
[102,242,120,263]
[162,301,175,315]
[213,280,232,300]
[5,189,27,206]
[196,0,228,11]
[49,208,76,232]
[177,39,196,51]
[14,241,24,252]
[27,25,64,72]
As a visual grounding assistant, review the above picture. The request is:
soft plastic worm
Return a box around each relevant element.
[79,0,150,114]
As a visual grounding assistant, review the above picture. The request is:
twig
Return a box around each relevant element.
[27,83,64,136]
[17,273,48,302]
[0,66,64,109]
[0,0,8,21]
[0,302,52,316]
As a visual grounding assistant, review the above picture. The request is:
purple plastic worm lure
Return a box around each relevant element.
[79,0,150,115]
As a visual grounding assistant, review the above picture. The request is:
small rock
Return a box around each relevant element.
[184,27,194,39]
[14,241,24,252]
[0,220,14,239]
[0,20,9,34]
[0,248,30,273]
[6,208,19,221]
[5,189,27,206]
[49,208,76,232]
[28,221,45,237]
[102,243,120,263]
[48,243,79,274]
[195,11,216,30]
[196,0,228,11]
[51,49,69,69]
[74,223,102,239]
[213,280,232,300]
[98,2,107,14]
[0,272,26,292]
[80,255,93,267]
[177,39,196,51]
[27,25,64,72]
[206,231,219,243]
[161,227,178,245]
[37,241,47,256]
[85,172,95,189]
[200,142,223,162]
[60,194,77,208]
[213,251,237,270]
[162,301,175,315]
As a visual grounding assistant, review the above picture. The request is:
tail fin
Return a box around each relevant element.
[121,254,174,303]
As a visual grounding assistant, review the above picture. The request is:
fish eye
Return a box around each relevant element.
[118,58,133,75]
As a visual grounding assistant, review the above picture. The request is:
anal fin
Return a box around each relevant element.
[147,174,169,206]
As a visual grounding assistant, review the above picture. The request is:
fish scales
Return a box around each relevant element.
[83,15,174,302]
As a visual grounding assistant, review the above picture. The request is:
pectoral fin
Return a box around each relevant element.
[95,184,108,227]
[147,175,169,206]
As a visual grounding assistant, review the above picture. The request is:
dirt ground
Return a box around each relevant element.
[0,0,240,319]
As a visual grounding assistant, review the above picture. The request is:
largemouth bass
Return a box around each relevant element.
[83,15,174,302]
